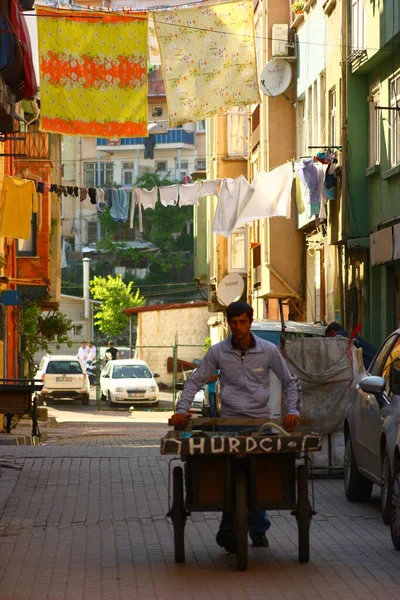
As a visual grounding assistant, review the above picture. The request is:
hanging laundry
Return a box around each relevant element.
[148,14,161,66]
[179,182,200,206]
[324,162,337,200]
[315,162,327,221]
[118,189,131,223]
[88,188,97,205]
[199,179,219,197]
[294,159,319,217]
[0,176,38,239]
[153,0,260,126]
[80,187,87,202]
[136,188,158,210]
[130,190,136,229]
[160,185,179,207]
[109,189,120,222]
[235,164,293,228]
[144,135,156,159]
[212,175,254,237]
[36,7,148,137]
[96,188,106,213]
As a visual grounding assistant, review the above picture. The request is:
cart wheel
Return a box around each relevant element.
[172,466,186,563]
[235,470,248,571]
[297,464,310,563]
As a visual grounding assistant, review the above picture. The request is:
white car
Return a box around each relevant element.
[35,355,90,405]
[100,359,159,407]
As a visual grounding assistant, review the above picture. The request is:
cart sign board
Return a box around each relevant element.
[161,433,322,456]
[1,290,21,306]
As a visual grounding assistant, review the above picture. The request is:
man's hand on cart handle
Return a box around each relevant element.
[283,414,299,430]
[169,413,190,428]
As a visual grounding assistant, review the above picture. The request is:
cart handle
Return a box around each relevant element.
[255,422,291,437]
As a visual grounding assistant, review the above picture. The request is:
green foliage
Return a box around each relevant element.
[291,1,304,12]
[204,336,212,353]
[90,274,145,338]
[21,305,73,377]
[96,170,193,271]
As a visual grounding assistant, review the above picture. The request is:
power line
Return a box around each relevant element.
[27,4,400,55]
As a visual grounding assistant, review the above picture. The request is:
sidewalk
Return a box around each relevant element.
[1,430,400,599]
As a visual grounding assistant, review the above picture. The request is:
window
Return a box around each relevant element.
[195,120,206,132]
[390,74,400,167]
[228,228,247,273]
[152,106,163,117]
[176,160,189,179]
[352,0,366,52]
[155,160,167,172]
[329,87,336,146]
[227,107,248,157]
[369,84,381,166]
[72,324,83,338]
[84,162,114,188]
[17,213,37,256]
[122,162,134,186]
[87,221,98,244]
[195,158,206,170]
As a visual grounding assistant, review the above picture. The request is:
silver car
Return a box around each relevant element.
[344,329,400,549]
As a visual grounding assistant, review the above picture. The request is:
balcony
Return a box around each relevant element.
[96,129,195,149]
[12,130,51,160]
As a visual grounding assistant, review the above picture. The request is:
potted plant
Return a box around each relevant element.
[292,1,305,15]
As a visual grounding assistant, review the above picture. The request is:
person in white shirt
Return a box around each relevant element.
[77,341,89,370]
[87,341,96,365]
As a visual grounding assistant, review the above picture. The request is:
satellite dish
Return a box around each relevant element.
[260,59,292,97]
[216,273,245,307]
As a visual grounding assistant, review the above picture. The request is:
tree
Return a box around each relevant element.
[90,274,145,339]
[21,304,73,377]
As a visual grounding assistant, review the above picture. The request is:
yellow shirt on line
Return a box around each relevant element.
[0,176,38,240]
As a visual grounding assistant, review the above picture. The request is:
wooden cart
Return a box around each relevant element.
[0,378,44,436]
[161,418,322,571]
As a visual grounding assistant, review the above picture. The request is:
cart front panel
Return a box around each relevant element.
[186,456,232,511]
[249,454,296,511]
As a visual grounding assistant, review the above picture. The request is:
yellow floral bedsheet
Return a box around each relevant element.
[153,0,260,126]
[36,7,148,137]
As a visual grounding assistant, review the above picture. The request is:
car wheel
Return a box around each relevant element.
[108,391,114,407]
[344,436,373,502]
[151,401,159,408]
[82,395,89,406]
[100,392,106,402]
[381,451,392,525]
[390,461,400,550]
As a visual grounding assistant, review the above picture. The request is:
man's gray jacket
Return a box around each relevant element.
[176,334,300,418]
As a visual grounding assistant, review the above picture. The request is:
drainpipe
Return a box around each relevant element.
[136,148,140,181]
[83,257,91,321]
[340,0,348,326]
[177,148,181,181]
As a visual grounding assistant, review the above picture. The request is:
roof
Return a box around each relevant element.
[122,301,207,315]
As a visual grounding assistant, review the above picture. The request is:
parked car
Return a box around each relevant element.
[175,369,208,416]
[100,359,159,407]
[343,329,400,542]
[35,354,90,405]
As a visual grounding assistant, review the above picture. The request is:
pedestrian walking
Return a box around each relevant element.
[77,340,89,370]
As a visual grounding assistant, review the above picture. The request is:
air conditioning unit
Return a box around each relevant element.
[272,24,289,57]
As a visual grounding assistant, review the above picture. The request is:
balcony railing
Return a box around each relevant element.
[97,129,195,148]
[12,131,51,160]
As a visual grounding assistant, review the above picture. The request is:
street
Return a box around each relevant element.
[1,408,400,600]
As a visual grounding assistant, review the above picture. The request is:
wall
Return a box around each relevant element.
[135,304,209,385]
[296,3,326,98]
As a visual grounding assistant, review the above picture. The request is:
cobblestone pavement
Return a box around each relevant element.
[1,423,400,600]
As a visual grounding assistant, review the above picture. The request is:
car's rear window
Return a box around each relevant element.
[112,365,152,379]
[46,361,83,375]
